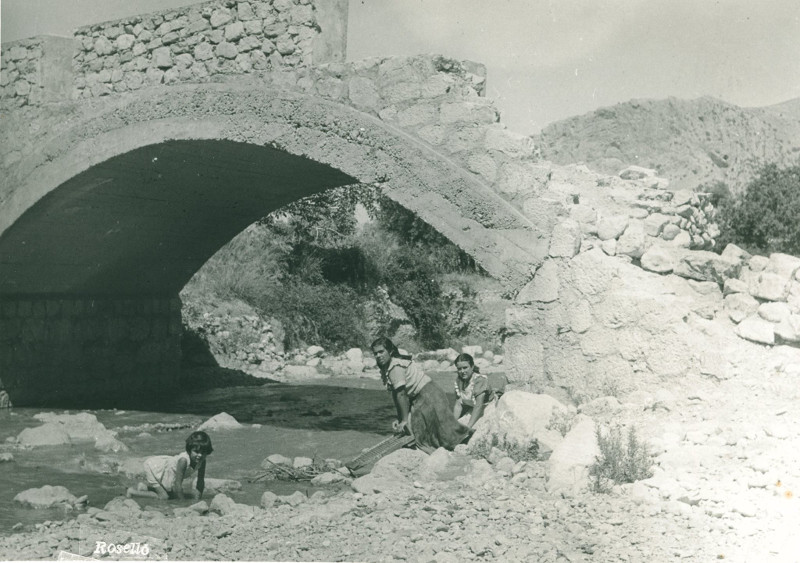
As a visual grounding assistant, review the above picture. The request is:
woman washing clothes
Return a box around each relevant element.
[452,352,497,430]
[371,337,470,454]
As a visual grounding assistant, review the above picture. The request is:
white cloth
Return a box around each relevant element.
[143,451,195,491]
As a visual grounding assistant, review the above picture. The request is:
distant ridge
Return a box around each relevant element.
[534,96,800,192]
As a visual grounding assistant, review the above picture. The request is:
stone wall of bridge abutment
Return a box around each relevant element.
[0,295,181,406]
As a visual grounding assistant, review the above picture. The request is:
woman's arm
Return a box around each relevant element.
[453,397,463,420]
[392,386,411,432]
[467,393,487,429]
[195,459,206,499]
[174,456,188,500]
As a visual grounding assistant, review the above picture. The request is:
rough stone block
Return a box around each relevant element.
[597,215,629,241]
[674,251,741,285]
[516,260,559,304]
[749,272,790,302]
[640,245,679,274]
[484,126,534,157]
[735,316,775,345]
[617,220,646,259]
[548,219,582,258]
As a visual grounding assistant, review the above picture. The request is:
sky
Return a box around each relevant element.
[3,0,800,134]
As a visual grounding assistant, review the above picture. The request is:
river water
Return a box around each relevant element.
[0,371,467,532]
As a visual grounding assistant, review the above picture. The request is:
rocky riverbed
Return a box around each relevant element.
[2,343,800,563]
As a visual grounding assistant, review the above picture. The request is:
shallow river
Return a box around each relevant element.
[0,371,465,532]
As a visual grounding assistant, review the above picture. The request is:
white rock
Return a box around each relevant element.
[516,260,559,303]
[17,423,72,447]
[724,292,759,323]
[293,456,313,469]
[345,348,363,365]
[262,454,292,468]
[260,491,278,508]
[197,412,242,431]
[469,391,565,455]
[15,485,78,508]
[461,345,483,357]
[597,215,629,241]
[766,253,800,279]
[750,272,790,301]
[548,219,582,258]
[306,345,324,357]
[640,245,678,274]
[758,302,791,323]
[546,414,600,495]
[736,316,775,345]
[616,220,646,258]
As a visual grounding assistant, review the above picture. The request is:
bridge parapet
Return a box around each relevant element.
[1,0,347,110]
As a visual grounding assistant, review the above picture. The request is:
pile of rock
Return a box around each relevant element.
[184,300,504,381]
[722,250,800,345]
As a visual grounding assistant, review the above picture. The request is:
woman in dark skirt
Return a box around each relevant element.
[371,337,470,454]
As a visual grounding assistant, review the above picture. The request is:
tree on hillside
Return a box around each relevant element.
[715,163,800,255]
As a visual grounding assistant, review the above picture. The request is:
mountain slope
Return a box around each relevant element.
[534,96,800,192]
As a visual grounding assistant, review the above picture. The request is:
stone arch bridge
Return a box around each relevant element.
[0,0,548,405]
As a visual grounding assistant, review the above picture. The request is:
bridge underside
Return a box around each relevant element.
[0,140,355,406]
[1,140,354,296]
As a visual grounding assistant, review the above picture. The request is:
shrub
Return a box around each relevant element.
[714,163,800,255]
[546,407,577,437]
[469,433,540,463]
[589,425,653,493]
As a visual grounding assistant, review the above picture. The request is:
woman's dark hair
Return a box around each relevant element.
[454,353,480,373]
[370,337,412,360]
[186,431,214,455]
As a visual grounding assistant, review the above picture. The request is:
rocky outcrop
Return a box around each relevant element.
[505,162,800,402]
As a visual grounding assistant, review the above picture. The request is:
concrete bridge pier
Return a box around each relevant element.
[0,295,181,406]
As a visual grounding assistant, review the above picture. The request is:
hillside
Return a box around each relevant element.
[535,96,800,192]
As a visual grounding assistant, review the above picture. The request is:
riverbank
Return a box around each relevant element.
[2,353,800,561]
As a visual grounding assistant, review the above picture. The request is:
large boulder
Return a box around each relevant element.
[103,497,141,514]
[546,414,600,495]
[597,215,629,241]
[749,272,790,302]
[209,493,255,516]
[640,245,679,274]
[468,391,565,454]
[417,448,471,482]
[616,220,646,258]
[14,485,79,508]
[724,293,760,323]
[197,412,242,431]
[33,412,111,442]
[351,448,426,495]
[673,251,741,285]
[17,423,72,447]
[736,316,775,345]
[765,253,800,279]
[21,412,124,449]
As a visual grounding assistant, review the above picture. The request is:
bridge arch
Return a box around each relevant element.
[0,81,543,405]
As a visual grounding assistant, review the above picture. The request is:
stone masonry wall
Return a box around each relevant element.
[72,0,317,99]
[0,36,76,108]
[0,296,181,405]
[0,0,324,108]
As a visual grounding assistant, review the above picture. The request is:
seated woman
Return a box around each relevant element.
[453,353,496,430]
[371,337,470,454]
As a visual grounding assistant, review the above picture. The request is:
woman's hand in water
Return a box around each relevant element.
[392,420,410,435]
